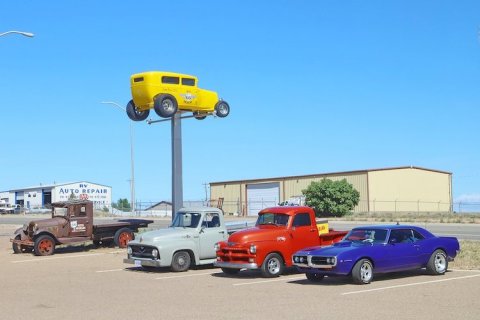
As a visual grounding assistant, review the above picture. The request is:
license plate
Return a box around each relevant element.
[134,260,142,267]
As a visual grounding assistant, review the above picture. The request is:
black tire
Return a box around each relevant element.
[171,251,191,272]
[12,235,31,254]
[114,228,134,248]
[426,249,448,275]
[215,101,230,118]
[306,272,325,282]
[193,112,207,120]
[261,253,284,277]
[126,99,149,121]
[154,94,178,118]
[221,267,240,275]
[34,235,55,256]
[352,259,373,284]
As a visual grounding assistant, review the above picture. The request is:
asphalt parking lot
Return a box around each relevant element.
[1,225,479,320]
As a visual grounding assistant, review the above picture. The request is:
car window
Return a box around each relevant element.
[202,212,221,228]
[411,230,424,242]
[346,228,387,243]
[389,229,417,243]
[162,76,180,84]
[182,78,195,86]
[292,213,311,227]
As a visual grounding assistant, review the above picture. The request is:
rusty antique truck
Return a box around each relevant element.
[11,200,153,256]
[214,206,348,277]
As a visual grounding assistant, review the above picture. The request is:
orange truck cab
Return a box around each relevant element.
[214,206,348,277]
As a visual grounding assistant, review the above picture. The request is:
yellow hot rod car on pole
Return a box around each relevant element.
[126,71,230,121]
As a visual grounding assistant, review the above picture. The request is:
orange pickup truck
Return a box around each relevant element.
[214,206,347,277]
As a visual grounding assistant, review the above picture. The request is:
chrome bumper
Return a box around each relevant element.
[214,261,258,270]
[123,258,162,267]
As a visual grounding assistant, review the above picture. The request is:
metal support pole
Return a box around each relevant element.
[171,112,183,221]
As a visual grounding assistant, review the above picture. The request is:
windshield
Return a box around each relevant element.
[344,228,388,243]
[171,212,202,228]
[256,213,289,226]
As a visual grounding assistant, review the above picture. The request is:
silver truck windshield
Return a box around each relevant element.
[171,212,202,228]
[256,213,289,226]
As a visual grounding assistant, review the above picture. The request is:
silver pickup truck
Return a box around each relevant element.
[124,207,251,272]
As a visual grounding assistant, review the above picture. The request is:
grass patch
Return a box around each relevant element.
[451,240,480,270]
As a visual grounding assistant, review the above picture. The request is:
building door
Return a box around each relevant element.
[247,183,280,216]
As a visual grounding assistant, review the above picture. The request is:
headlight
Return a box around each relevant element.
[249,244,257,254]
[152,249,158,259]
[326,257,336,265]
[293,256,298,263]
[127,247,132,255]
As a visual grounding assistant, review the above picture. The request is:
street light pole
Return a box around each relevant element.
[101,101,136,215]
[0,30,34,38]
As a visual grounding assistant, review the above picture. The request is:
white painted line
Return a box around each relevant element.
[450,269,480,272]
[107,250,125,254]
[341,274,480,295]
[155,271,218,280]
[95,269,125,273]
[11,253,105,263]
[233,276,305,286]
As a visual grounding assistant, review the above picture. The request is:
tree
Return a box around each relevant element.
[302,178,360,217]
[112,198,131,212]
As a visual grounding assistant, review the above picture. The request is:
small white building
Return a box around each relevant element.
[0,181,112,209]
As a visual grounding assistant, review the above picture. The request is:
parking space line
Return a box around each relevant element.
[233,276,305,286]
[155,271,218,280]
[11,253,105,263]
[341,274,480,295]
[96,269,125,273]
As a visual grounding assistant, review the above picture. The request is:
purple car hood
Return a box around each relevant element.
[300,241,370,256]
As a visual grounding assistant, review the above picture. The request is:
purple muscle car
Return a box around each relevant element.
[292,225,460,284]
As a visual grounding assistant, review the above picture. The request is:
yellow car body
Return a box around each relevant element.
[126,71,229,121]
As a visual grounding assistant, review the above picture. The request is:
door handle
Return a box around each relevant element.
[219,231,225,234]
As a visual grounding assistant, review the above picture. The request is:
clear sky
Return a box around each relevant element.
[1,0,479,205]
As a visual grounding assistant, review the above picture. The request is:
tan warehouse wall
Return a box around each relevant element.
[211,172,370,214]
[368,168,452,212]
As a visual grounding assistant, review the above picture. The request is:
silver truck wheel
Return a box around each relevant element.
[171,251,191,272]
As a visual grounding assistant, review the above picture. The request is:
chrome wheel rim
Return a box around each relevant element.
[267,257,280,274]
[217,103,228,115]
[434,253,446,273]
[360,262,372,282]
[162,100,174,112]
[177,255,187,266]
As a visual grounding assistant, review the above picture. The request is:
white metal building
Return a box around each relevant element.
[0,181,112,209]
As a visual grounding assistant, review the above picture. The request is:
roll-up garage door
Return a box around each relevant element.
[247,182,280,216]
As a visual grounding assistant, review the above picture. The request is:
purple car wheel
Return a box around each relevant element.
[352,259,373,284]
[426,249,447,275]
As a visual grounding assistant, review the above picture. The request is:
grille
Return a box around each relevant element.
[310,256,336,267]
[130,245,155,259]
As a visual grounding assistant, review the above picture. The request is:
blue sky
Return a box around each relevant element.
[1,0,479,204]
